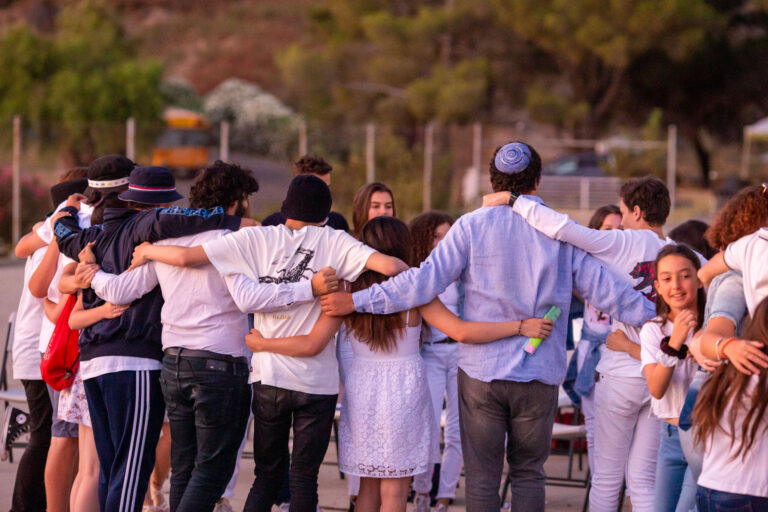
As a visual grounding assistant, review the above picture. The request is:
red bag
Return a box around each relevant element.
[41,294,80,391]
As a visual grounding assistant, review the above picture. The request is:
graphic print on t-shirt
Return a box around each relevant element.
[258,246,316,283]
[629,260,656,301]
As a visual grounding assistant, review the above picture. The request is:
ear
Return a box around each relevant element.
[633,205,643,221]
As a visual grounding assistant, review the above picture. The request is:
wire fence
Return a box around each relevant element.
[1,115,680,256]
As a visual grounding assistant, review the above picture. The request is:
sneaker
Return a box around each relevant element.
[1,407,30,461]
[414,494,430,512]
[277,503,290,512]
[433,504,449,512]
[214,498,235,512]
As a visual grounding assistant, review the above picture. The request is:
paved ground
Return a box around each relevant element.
[0,259,624,512]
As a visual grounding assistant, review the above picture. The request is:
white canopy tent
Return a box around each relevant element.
[740,116,768,178]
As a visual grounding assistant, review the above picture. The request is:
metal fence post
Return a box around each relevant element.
[126,117,135,161]
[298,119,307,157]
[12,115,21,246]
[666,125,677,212]
[423,121,435,212]
[365,122,375,183]
[220,121,230,162]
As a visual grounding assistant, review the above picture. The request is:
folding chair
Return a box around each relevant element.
[1,312,30,462]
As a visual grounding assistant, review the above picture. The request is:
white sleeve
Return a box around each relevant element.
[36,216,54,245]
[331,231,377,281]
[90,266,159,305]
[202,228,261,278]
[513,196,630,259]
[640,321,679,369]
[223,273,314,313]
[723,233,752,272]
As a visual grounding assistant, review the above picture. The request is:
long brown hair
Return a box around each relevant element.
[345,216,411,352]
[409,211,454,266]
[351,182,396,236]
[693,297,768,459]
[653,244,706,330]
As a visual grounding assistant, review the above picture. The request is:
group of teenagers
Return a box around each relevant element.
[6,140,768,512]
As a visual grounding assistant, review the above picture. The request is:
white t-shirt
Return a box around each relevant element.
[513,196,677,377]
[639,318,697,420]
[429,281,460,342]
[90,230,314,357]
[698,376,768,497]
[202,225,377,394]
[36,203,92,354]
[724,228,768,317]
[12,246,47,380]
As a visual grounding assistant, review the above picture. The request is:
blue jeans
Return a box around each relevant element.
[697,487,768,511]
[84,370,166,512]
[655,422,698,512]
[160,351,251,512]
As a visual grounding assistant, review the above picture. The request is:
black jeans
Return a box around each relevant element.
[457,369,558,512]
[244,382,337,512]
[10,379,52,512]
[160,352,251,512]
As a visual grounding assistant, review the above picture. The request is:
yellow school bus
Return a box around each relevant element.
[152,108,210,178]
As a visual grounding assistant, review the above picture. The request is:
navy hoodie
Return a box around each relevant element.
[55,205,240,362]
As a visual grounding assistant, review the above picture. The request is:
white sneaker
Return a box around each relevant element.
[414,494,430,512]
[433,504,448,512]
[213,498,235,512]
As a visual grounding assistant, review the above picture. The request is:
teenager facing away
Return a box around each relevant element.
[699,183,768,318]
[262,154,350,231]
[8,169,88,512]
[248,216,553,512]
[126,174,408,512]
[81,162,336,512]
[340,180,396,508]
[484,174,693,512]
[320,142,655,512]
[409,211,463,512]
[568,204,622,474]
[54,165,253,512]
[640,245,705,512]
[692,296,768,510]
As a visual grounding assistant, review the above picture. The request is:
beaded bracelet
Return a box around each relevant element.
[718,337,738,361]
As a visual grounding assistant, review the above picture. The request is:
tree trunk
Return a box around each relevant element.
[690,129,711,188]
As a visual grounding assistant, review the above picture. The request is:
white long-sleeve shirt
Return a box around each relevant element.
[513,196,677,378]
[90,230,314,357]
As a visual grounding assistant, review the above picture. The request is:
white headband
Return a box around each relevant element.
[88,177,129,189]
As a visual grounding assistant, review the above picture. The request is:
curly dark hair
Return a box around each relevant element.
[190,161,259,212]
[294,154,332,176]
[705,185,768,250]
[489,142,542,194]
[619,176,670,226]
[588,204,621,230]
[346,217,412,352]
[409,211,454,266]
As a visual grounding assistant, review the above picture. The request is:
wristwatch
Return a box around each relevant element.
[507,192,520,207]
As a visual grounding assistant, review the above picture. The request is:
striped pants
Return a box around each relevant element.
[84,370,166,512]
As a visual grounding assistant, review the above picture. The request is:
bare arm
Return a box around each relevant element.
[364,252,409,277]
[68,293,129,330]
[246,313,344,357]
[15,226,46,258]
[698,252,728,288]
[418,297,553,344]
[699,316,768,375]
[606,330,641,360]
[129,242,210,270]
[43,298,68,324]
[643,363,676,400]
[29,241,60,299]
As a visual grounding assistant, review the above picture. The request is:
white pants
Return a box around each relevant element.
[590,374,660,512]
[412,342,462,499]
[575,342,596,472]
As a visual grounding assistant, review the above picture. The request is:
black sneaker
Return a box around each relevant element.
[1,407,31,461]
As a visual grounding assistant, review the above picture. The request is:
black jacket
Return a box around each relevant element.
[55,205,240,362]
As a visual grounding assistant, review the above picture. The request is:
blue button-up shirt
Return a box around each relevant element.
[352,198,654,385]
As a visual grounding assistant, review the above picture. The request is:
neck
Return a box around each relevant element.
[637,223,665,240]
[285,219,322,230]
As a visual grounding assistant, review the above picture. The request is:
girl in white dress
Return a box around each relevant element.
[249,216,554,512]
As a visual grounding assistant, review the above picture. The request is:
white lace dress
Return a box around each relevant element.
[338,315,439,478]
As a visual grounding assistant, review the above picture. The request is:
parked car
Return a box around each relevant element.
[542,152,609,177]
